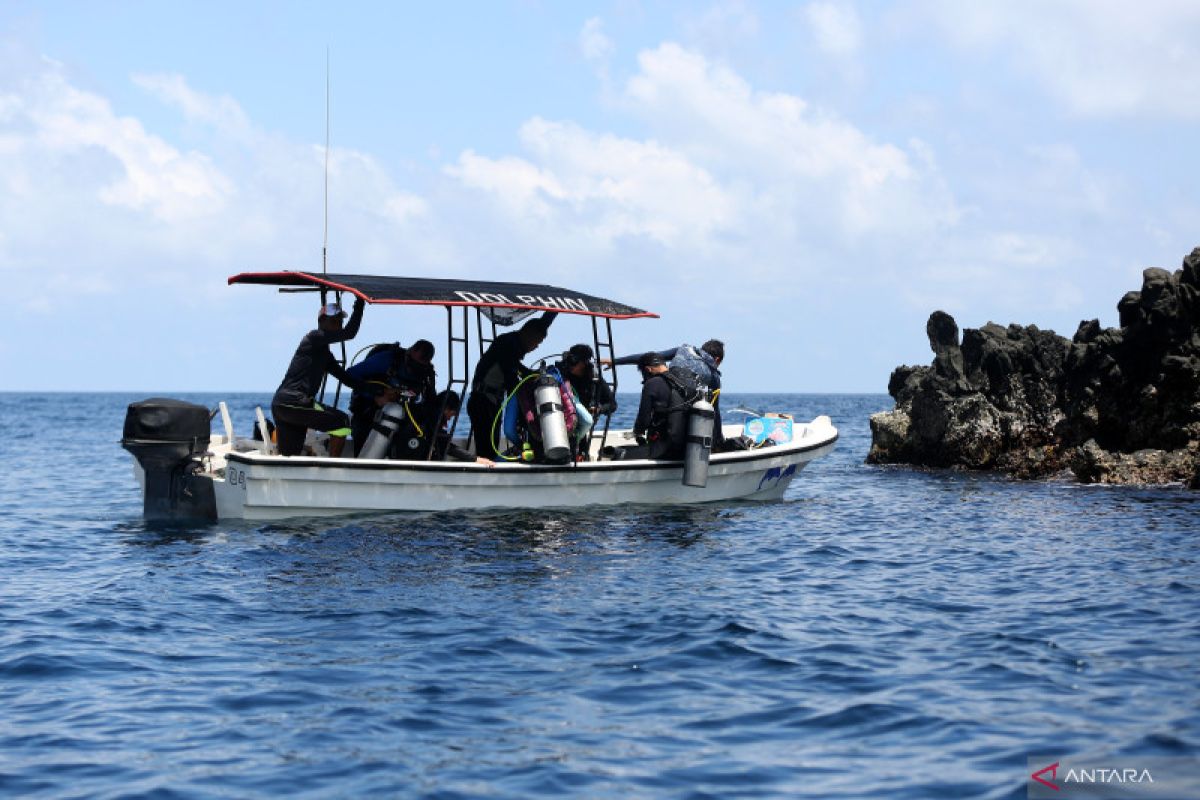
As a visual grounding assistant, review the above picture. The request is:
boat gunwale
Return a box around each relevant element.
[222,431,838,474]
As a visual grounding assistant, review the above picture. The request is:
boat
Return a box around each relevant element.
[121,272,838,521]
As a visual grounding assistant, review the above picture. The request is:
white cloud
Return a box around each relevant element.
[440,40,961,300]
[0,52,443,365]
[132,72,252,139]
[449,117,734,248]
[804,2,862,57]
[579,17,613,64]
[18,69,233,222]
[915,0,1200,118]
[683,1,760,56]
[623,43,957,238]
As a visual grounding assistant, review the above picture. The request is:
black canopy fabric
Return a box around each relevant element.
[229,271,657,322]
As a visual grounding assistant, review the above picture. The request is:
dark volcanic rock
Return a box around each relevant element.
[868,247,1200,486]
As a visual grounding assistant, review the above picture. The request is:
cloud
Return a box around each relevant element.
[132,72,252,139]
[449,117,734,248]
[579,17,613,64]
[683,1,760,55]
[622,43,957,240]
[0,54,431,296]
[804,1,863,57]
[438,40,963,317]
[11,66,233,223]
[914,0,1200,118]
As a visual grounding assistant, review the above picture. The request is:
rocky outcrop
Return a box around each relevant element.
[868,247,1200,487]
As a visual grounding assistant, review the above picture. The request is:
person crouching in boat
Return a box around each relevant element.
[467,311,557,458]
[554,344,617,418]
[346,339,437,451]
[427,390,494,467]
[270,297,365,457]
[552,344,617,459]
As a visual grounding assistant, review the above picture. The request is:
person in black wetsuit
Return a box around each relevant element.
[631,351,703,460]
[426,390,495,466]
[554,344,617,417]
[346,339,437,450]
[466,311,557,457]
[614,339,725,450]
[271,297,365,457]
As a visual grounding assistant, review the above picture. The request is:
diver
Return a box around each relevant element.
[271,297,365,457]
[466,311,557,458]
[631,351,705,460]
[554,344,617,417]
[428,390,495,466]
[510,360,578,463]
[552,344,615,459]
[612,339,724,450]
[346,339,437,450]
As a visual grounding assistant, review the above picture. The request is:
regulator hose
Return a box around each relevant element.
[491,372,540,461]
[404,401,424,438]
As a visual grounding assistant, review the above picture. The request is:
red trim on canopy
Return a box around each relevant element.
[228,271,658,320]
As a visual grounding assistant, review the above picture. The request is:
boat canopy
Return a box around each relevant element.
[229,271,657,325]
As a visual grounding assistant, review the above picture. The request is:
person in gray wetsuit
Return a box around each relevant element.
[271,297,365,457]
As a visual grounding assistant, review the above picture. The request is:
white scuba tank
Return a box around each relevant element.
[358,402,405,459]
[535,375,571,463]
[682,396,715,487]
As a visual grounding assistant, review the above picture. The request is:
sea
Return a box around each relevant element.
[1,393,1198,799]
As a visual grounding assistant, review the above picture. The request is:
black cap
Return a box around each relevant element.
[637,351,666,370]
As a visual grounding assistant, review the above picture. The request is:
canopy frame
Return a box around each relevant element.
[234,270,648,461]
[229,271,657,322]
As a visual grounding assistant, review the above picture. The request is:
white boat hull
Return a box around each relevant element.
[207,418,838,520]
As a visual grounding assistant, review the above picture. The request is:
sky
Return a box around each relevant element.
[1,1,1197,392]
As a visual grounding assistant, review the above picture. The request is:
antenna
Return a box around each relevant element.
[322,48,330,274]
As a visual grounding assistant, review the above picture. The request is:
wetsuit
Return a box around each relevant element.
[617,344,723,449]
[555,360,617,416]
[467,312,556,457]
[633,368,703,460]
[435,427,477,463]
[271,299,364,456]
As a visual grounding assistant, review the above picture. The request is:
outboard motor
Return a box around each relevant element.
[358,402,405,460]
[535,374,570,463]
[682,396,715,488]
[121,398,216,521]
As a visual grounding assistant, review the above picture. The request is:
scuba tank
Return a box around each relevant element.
[357,402,405,459]
[682,395,715,487]
[534,373,571,463]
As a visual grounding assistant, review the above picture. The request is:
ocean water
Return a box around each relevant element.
[1,392,1198,799]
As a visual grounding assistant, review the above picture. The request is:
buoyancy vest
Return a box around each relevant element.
[649,367,704,459]
[517,367,577,444]
[350,344,436,414]
[669,344,720,391]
